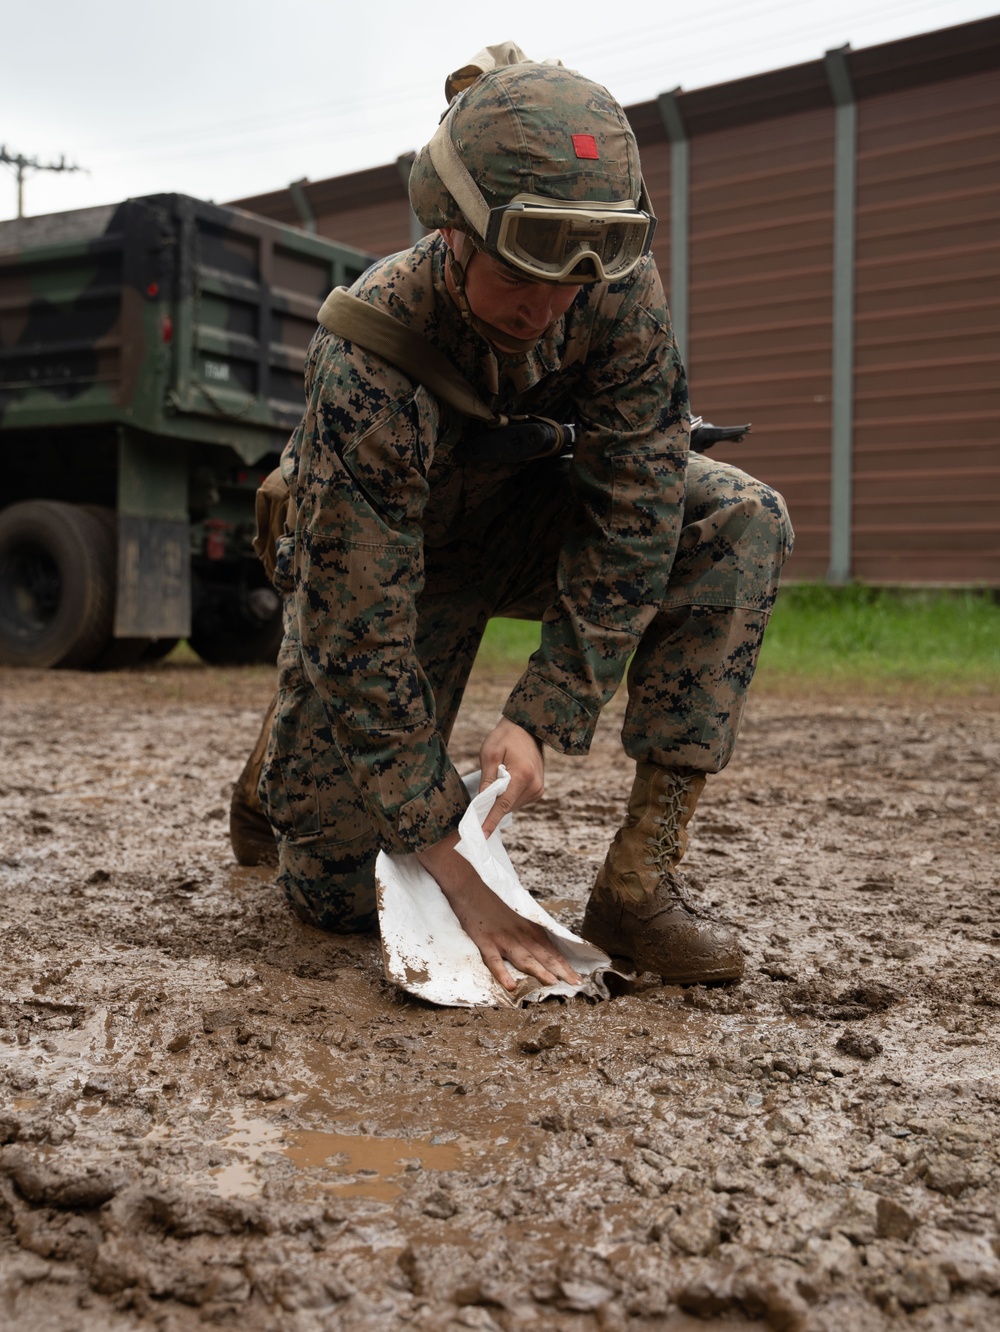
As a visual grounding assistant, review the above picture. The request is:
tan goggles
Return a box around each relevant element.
[484,196,655,284]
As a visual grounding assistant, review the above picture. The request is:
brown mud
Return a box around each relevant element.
[0,663,998,1331]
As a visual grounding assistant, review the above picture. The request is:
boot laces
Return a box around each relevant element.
[642,770,696,874]
[653,867,697,913]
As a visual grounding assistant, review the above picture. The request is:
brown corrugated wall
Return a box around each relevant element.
[684,107,836,581]
[851,67,1000,584]
[231,16,1000,585]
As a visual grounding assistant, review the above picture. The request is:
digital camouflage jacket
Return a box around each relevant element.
[274,232,689,855]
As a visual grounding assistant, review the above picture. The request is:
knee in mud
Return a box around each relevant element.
[278,845,378,935]
[282,875,378,935]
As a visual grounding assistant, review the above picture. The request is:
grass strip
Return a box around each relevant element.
[161,587,997,699]
[473,587,999,696]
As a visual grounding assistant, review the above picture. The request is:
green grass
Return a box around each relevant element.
[159,587,997,697]
[474,618,545,673]
[473,587,1000,695]
[756,585,999,691]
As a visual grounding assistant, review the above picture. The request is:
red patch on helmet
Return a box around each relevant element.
[572,134,599,160]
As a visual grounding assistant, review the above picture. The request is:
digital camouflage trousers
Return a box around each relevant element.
[259,451,793,934]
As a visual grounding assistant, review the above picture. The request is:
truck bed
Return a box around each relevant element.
[0,193,374,463]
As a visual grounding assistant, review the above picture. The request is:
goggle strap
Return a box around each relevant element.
[428,118,490,240]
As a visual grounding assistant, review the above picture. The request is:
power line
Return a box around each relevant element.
[0,146,86,218]
[606,0,966,93]
[77,0,967,165]
[11,0,985,208]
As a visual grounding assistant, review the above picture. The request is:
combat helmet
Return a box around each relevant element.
[409,44,655,351]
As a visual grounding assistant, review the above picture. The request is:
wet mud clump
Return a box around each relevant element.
[1,665,998,1330]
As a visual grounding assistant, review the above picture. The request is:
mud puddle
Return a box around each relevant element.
[182,1111,472,1203]
[1,664,998,1329]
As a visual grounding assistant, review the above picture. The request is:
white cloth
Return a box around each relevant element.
[375,769,618,1008]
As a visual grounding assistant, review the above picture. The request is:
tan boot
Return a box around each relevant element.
[229,693,279,867]
[581,763,744,984]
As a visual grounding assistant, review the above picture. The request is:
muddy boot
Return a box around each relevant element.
[229,693,279,867]
[581,763,744,984]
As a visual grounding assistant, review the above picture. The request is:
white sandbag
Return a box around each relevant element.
[375,768,620,1008]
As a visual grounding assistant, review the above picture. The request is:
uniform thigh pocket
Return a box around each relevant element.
[260,680,372,846]
[301,533,430,732]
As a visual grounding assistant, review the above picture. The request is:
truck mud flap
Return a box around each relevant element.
[114,515,191,638]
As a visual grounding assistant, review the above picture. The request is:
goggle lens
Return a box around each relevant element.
[489,203,654,283]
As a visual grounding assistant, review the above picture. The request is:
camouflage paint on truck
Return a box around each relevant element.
[0,194,374,665]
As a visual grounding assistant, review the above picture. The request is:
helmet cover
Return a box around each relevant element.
[409,62,644,234]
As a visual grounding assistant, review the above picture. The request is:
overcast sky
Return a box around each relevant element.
[2,0,995,221]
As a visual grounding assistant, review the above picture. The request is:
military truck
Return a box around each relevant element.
[0,193,373,668]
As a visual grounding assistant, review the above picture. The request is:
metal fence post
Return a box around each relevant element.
[657,89,689,364]
[289,179,317,234]
[824,45,858,584]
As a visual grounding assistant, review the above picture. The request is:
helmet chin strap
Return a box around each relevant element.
[445,236,540,356]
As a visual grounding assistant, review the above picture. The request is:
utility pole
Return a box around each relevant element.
[0,146,85,218]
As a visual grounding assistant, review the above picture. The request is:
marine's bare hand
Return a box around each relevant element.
[479,718,544,837]
[416,833,581,993]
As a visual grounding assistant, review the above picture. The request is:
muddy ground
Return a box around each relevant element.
[0,661,998,1332]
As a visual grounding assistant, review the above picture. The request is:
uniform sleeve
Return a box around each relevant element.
[279,332,470,854]
[502,259,689,753]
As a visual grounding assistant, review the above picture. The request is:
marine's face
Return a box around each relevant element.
[441,229,581,352]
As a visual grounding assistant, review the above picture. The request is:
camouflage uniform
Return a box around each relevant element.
[259,232,793,932]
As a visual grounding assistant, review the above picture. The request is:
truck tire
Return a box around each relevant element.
[94,636,151,670]
[0,500,116,669]
[189,615,283,666]
[189,578,282,666]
